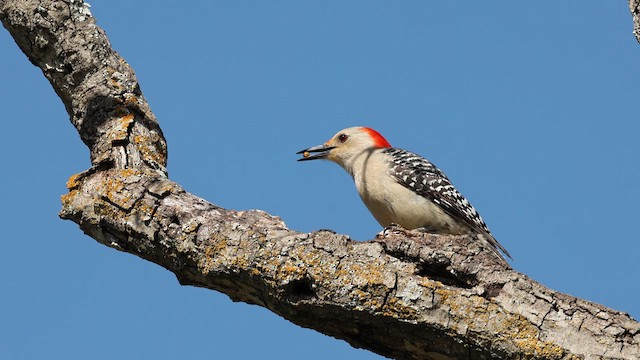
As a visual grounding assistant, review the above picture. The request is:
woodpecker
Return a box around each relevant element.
[297,126,511,262]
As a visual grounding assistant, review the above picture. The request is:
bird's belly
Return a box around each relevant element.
[360,181,468,234]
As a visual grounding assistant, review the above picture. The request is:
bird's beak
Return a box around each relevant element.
[297,144,336,161]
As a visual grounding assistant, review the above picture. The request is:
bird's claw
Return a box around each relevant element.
[377,223,409,238]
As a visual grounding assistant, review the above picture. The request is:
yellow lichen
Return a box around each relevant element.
[433,289,567,358]
[132,200,155,223]
[280,263,303,277]
[131,132,166,165]
[97,170,144,210]
[121,113,134,124]
[199,232,237,274]
[124,95,138,106]
[182,220,199,233]
[492,313,566,358]
[109,78,125,91]
[382,297,419,320]
[60,189,78,206]
[111,114,135,141]
[117,169,140,177]
[66,173,83,190]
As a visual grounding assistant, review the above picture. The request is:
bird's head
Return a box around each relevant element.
[297,127,391,168]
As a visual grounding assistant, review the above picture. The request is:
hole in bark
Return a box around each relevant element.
[169,214,180,225]
[380,245,478,289]
[482,283,504,299]
[285,278,315,299]
[416,263,475,289]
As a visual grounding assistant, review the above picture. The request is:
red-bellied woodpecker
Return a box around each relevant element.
[297,126,511,263]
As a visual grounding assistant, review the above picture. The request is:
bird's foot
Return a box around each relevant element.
[377,223,409,238]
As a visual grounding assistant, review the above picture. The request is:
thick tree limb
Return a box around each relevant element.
[2,1,639,359]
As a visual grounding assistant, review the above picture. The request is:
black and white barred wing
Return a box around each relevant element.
[383,148,511,258]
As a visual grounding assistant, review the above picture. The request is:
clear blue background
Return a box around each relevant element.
[1,2,638,359]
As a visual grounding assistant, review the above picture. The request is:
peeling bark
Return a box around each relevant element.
[2,1,639,359]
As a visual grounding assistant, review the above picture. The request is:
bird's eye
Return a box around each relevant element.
[338,134,349,143]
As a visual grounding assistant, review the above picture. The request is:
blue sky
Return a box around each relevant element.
[1,2,638,359]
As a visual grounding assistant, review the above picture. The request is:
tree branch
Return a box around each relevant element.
[2,1,638,359]
[631,0,640,43]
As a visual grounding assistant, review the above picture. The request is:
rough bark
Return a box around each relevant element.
[2,1,639,359]
[631,0,640,43]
